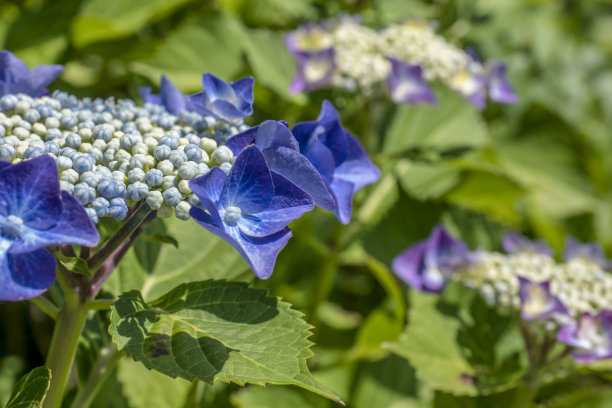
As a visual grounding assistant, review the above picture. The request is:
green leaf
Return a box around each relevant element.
[71,0,192,47]
[139,233,178,249]
[395,159,462,200]
[131,14,244,91]
[383,88,488,154]
[109,281,342,403]
[231,385,328,408]
[55,253,90,277]
[384,292,477,396]
[116,358,191,408]
[0,356,24,407]
[5,367,51,408]
[242,28,306,103]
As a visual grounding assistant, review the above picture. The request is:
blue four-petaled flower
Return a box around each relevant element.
[190,73,254,122]
[189,146,314,278]
[386,58,437,105]
[291,100,380,224]
[0,155,99,301]
[0,50,63,97]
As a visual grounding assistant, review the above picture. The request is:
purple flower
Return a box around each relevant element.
[189,146,314,279]
[392,225,469,293]
[517,277,567,320]
[502,232,553,256]
[563,236,611,269]
[0,155,99,301]
[291,101,380,224]
[386,58,436,105]
[140,75,192,115]
[225,120,335,211]
[486,62,517,105]
[289,48,336,93]
[284,23,333,56]
[449,66,486,110]
[557,311,612,363]
[190,73,254,122]
[0,50,63,97]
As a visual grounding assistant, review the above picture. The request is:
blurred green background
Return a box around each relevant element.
[2,0,612,407]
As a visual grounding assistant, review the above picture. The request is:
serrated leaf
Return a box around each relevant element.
[383,88,487,154]
[71,0,191,47]
[383,292,477,396]
[109,281,342,403]
[131,14,244,91]
[55,253,90,277]
[5,367,51,408]
[395,159,462,200]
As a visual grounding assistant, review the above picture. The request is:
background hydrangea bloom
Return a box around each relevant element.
[386,58,437,104]
[189,146,313,278]
[502,231,553,256]
[558,311,612,363]
[190,73,254,122]
[518,277,567,320]
[0,50,63,97]
[392,225,469,293]
[291,100,380,223]
[0,155,99,301]
[563,236,611,269]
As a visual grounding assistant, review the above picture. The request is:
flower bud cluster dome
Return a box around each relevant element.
[0,90,246,224]
[285,16,516,109]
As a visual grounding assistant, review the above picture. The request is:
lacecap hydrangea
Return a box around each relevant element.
[285,16,517,109]
[0,51,380,299]
[392,227,612,363]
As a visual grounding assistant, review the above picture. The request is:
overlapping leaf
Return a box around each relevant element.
[5,367,51,408]
[109,280,342,403]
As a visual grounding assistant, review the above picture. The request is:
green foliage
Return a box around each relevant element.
[55,254,91,277]
[109,280,341,402]
[5,367,51,408]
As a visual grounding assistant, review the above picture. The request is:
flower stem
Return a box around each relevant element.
[29,295,59,320]
[87,201,153,272]
[42,268,89,408]
[69,344,121,408]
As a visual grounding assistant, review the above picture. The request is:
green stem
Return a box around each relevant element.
[87,201,152,272]
[29,296,59,320]
[69,345,121,408]
[364,255,406,323]
[43,269,88,408]
[84,298,114,311]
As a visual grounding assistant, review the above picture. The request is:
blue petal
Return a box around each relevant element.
[0,239,56,301]
[220,146,274,214]
[0,161,11,170]
[237,172,313,237]
[225,126,258,156]
[386,59,437,105]
[190,207,291,279]
[331,133,380,191]
[189,92,215,117]
[210,99,248,121]
[262,147,334,210]
[302,138,335,183]
[0,155,62,229]
[10,191,100,254]
[255,121,299,151]
[189,167,227,223]
[160,75,187,115]
[0,51,29,87]
[329,178,354,225]
[139,86,161,105]
[15,64,63,96]
[231,76,255,112]
[202,73,237,103]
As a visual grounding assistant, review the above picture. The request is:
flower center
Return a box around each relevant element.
[523,285,551,316]
[1,215,24,238]
[223,206,242,225]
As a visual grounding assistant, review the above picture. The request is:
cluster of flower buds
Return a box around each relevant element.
[393,228,612,362]
[285,16,516,109]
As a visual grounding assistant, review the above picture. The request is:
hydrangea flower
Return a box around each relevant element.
[386,58,436,105]
[0,155,99,301]
[291,101,380,223]
[557,311,612,363]
[392,225,469,293]
[0,50,63,97]
[449,66,486,110]
[486,62,517,105]
[284,23,333,56]
[140,75,192,115]
[189,146,313,278]
[225,120,335,210]
[563,236,611,269]
[289,48,336,93]
[190,73,254,122]
[517,277,567,320]
[502,232,553,256]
